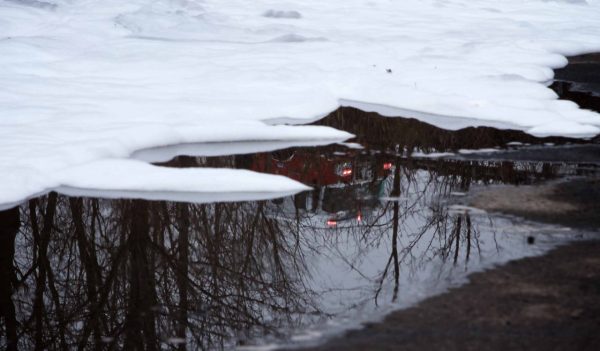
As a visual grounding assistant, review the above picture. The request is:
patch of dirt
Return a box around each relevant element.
[468,177,600,230]
[470,183,578,214]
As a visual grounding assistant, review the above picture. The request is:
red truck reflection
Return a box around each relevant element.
[251,149,393,226]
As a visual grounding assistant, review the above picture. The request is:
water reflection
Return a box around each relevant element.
[1,111,595,350]
[1,163,586,350]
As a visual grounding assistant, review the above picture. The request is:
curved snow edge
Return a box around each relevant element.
[0,159,312,211]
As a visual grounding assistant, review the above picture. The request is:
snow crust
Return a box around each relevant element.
[2,0,600,206]
[55,159,311,204]
[132,139,338,163]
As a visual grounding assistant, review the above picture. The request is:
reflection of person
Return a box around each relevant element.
[312,185,321,212]
[0,207,19,351]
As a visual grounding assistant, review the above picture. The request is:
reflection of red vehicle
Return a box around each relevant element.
[251,149,394,228]
[251,151,351,186]
[340,167,353,177]
[251,150,390,187]
[327,210,362,227]
[252,149,394,227]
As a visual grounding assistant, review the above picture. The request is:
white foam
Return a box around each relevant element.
[458,148,501,155]
[263,9,302,19]
[56,158,311,195]
[2,0,600,206]
[132,139,338,163]
[411,151,456,158]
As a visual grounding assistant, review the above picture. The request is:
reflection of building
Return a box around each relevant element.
[251,149,351,186]
[251,150,393,226]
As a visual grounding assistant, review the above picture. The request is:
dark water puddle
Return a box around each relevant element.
[2,108,598,350]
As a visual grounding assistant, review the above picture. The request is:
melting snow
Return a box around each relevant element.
[263,9,302,19]
[1,0,600,206]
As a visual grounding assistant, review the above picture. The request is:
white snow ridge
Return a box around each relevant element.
[1,0,600,207]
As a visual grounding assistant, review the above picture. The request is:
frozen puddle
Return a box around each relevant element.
[1,112,597,350]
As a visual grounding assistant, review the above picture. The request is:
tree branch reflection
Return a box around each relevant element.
[2,109,586,349]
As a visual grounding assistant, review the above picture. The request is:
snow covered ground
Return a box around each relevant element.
[1,0,600,207]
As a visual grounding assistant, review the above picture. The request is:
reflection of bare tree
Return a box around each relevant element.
[190,148,494,330]
[2,189,321,350]
[123,200,159,351]
[436,213,480,267]
[268,146,493,308]
[0,207,19,351]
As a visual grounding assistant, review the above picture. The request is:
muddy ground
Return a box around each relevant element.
[470,177,600,231]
